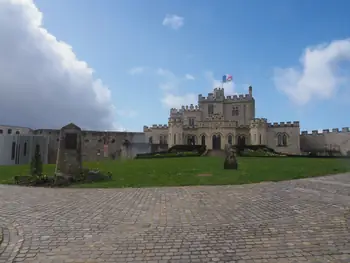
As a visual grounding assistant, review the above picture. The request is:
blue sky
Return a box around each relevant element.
[34,0,350,132]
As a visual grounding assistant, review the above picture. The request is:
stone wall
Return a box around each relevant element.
[267,122,300,154]
[0,135,48,165]
[300,128,350,155]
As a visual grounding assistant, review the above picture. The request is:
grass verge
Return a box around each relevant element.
[0,157,349,188]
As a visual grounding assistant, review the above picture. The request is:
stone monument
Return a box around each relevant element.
[224,144,238,170]
[55,123,83,178]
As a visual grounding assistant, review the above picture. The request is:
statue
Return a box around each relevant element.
[224,145,238,170]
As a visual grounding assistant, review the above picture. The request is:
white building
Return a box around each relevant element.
[0,125,48,165]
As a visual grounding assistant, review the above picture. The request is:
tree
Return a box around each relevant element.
[30,145,43,177]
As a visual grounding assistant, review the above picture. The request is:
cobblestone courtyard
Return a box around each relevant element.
[0,174,350,263]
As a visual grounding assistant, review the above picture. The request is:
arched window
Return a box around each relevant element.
[201,135,206,146]
[173,134,176,145]
[282,134,287,146]
[228,135,233,145]
[149,136,153,144]
[277,133,288,146]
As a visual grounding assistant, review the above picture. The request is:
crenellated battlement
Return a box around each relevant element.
[214,87,224,92]
[198,93,252,102]
[181,104,200,112]
[168,117,183,123]
[300,127,350,135]
[250,118,268,125]
[268,121,300,128]
[143,124,168,132]
[225,94,252,102]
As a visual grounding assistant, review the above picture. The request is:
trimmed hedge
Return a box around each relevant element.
[136,145,206,159]
[168,145,206,154]
[135,152,201,159]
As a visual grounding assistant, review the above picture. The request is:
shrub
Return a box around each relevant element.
[168,145,206,154]
[135,152,200,159]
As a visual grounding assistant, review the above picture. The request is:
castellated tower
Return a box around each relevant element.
[168,117,183,147]
[249,118,268,145]
[213,87,225,100]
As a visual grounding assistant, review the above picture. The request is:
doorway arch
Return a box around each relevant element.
[237,135,246,147]
[212,134,221,150]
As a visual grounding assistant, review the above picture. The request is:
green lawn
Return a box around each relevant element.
[0,157,349,188]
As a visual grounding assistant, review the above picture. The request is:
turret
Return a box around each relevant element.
[248,86,252,97]
[249,118,268,145]
[168,117,183,147]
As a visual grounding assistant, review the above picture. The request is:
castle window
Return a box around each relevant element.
[228,135,233,145]
[149,136,153,144]
[8,129,12,134]
[277,133,288,146]
[23,142,27,156]
[208,104,214,115]
[15,131,20,135]
[0,129,3,134]
[259,134,262,145]
[232,106,239,116]
[160,135,163,144]
[189,118,195,126]
[163,135,167,144]
[173,134,176,145]
[282,134,287,146]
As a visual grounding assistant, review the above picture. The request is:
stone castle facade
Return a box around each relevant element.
[1,86,350,166]
[0,125,153,165]
[144,86,350,155]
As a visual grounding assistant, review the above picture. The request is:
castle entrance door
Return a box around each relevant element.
[237,136,246,147]
[212,135,221,150]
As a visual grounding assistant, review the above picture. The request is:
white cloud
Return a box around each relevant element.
[185,74,195,80]
[204,71,237,95]
[154,68,196,108]
[116,110,138,118]
[156,68,179,91]
[161,93,197,109]
[128,66,144,75]
[162,14,184,30]
[0,0,120,130]
[273,39,350,105]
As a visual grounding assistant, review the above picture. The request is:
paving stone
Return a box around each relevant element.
[0,174,350,262]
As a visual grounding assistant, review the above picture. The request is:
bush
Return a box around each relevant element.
[135,152,201,159]
[168,145,206,154]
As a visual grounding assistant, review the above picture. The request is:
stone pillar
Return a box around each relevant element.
[55,123,83,177]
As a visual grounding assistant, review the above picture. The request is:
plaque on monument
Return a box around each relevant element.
[55,123,83,177]
[65,133,77,150]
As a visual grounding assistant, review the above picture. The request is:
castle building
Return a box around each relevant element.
[1,86,350,166]
[144,86,350,155]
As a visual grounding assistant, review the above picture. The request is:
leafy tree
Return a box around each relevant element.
[30,145,43,177]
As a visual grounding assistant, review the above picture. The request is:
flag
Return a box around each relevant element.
[222,74,233,83]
